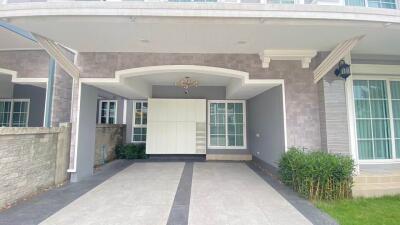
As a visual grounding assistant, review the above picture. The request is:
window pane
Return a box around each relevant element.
[133,135,141,142]
[369,80,387,99]
[227,103,234,114]
[210,115,216,123]
[370,100,388,118]
[235,114,243,124]
[217,135,226,146]
[136,102,141,110]
[374,140,392,159]
[236,135,244,146]
[12,113,20,124]
[210,103,217,114]
[109,117,115,124]
[143,114,147,125]
[13,102,21,112]
[235,103,243,114]
[217,103,225,113]
[0,101,12,127]
[210,135,218,146]
[394,120,400,138]
[391,81,400,99]
[228,135,235,146]
[135,112,142,125]
[227,114,235,124]
[372,119,391,139]
[392,100,400,118]
[210,124,217,135]
[356,119,372,139]
[134,128,142,135]
[355,100,370,118]
[358,140,374,160]
[396,139,400,159]
[217,114,225,123]
[101,102,107,110]
[354,80,369,99]
[228,124,235,135]
[217,124,225,134]
[100,117,107,124]
[236,124,243,135]
[346,0,365,6]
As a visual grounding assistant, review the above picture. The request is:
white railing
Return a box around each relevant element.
[1,0,399,10]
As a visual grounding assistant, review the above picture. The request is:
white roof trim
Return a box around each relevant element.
[32,33,80,79]
[313,35,364,83]
[259,50,317,69]
[352,64,400,75]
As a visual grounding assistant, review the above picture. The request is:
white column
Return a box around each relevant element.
[70,83,98,182]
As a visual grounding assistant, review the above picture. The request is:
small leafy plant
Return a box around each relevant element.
[116,143,147,159]
[279,147,354,201]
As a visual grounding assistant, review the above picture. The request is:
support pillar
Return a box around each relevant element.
[69,83,98,182]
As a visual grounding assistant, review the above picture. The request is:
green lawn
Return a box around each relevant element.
[316,195,400,225]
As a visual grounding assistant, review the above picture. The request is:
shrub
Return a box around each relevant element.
[116,143,147,159]
[279,147,354,201]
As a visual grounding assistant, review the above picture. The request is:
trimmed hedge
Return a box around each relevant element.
[278,147,354,201]
[116,143,148,159]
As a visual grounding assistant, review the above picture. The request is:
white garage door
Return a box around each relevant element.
[146,98,206,154]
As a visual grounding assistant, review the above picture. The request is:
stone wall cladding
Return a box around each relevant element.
[316,52,351,155]
[94,124,125,167]
[78,52,322,150]
[51,66,73,127]
[0,50,49,78]
[0,124,71,209]
[321,74,350,155]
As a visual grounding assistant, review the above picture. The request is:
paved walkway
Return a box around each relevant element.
[0,161,337,225]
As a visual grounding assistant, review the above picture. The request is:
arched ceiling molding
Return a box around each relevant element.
[81,65,282,99]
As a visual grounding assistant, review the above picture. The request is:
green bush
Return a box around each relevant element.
[116,143,147,159]
[279,147,354,201]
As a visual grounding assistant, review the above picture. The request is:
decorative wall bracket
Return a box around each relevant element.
[259,50,317,69]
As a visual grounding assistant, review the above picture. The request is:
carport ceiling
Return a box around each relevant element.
[0,28,39,50]
[4,16,400,55]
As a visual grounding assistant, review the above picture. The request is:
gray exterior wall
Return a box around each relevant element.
[0,76,13,98]
[78,52,322,150]
[13,84,46,127]
[0,123,71,208]
[0,50,49,78]
[248,86,285,167]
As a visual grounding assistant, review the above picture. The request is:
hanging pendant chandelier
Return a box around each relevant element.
[175,76,199,94]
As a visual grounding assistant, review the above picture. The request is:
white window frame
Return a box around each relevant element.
[349,75,400,164]
[132,100,147,143]
[0,99,30,127]
[207,100,247,149]
[98,100,118,124]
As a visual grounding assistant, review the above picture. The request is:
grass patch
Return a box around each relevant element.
[316,195,400,225]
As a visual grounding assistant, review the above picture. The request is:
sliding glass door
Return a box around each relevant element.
[353,79,400,161]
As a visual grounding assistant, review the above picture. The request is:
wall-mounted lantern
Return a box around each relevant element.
[334,59,351,80]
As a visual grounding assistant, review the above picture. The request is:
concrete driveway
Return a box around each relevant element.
[38,162,313,225]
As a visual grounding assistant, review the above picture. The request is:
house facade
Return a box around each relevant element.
[1,0,400,197]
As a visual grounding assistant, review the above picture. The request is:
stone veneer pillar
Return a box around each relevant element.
[318,70,351,155]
